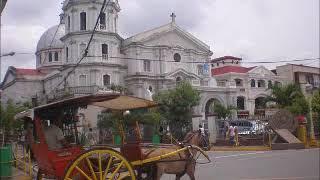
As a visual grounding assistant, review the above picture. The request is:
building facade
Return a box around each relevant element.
[1,0,292,142]
[276,64,320,95]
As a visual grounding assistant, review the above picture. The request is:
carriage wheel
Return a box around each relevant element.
[64,148,136,180]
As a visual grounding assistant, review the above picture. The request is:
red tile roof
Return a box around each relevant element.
[212,66,255,76]
[15,68,44,76]
[211,56,242,62]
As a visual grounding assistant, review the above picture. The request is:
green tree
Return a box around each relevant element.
[312,90,320,113]
[265,83,309,115]
[153,81,200,139]
[1,99,30,146]
[265,84,303,108]
[212,103,233,120]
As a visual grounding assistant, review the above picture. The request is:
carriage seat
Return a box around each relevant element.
[120,142,143,162]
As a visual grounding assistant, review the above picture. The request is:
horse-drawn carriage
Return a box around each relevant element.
[15,93,210,180]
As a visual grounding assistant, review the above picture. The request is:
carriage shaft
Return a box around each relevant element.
[131,147,189,166]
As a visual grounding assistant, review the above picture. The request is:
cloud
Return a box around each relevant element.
[1,0,319,80]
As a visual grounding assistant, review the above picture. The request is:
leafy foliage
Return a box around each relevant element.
[265,83,309,115]
[97,109,163,134]
[1,99,30,145]
[312,90,320,113]
[212,103,234,120]
[153,81,200,139]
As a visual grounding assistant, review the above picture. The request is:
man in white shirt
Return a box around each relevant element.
[44,121,69,150]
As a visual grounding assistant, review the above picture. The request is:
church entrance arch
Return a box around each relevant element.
[205,98,221,119]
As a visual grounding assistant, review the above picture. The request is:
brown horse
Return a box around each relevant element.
[144,130,209,180]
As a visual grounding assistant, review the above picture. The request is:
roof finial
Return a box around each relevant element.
[170,12,176,23]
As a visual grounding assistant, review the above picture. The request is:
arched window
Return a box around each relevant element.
[217,63,219,67]
[103,74,111,86]
[102,44,108,59]
[173,53,181,62]
[99,12,106,29]
[79,75,87,86]
[237,96,245,110]
[176,77,182,85]
[54,52,58,61]
[251,79,256,87]
[67,15,71,30]
[49,52,53,62]
[80,12,86,30]
[66,47,69,62]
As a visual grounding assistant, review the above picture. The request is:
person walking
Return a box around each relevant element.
[228,125,235,146]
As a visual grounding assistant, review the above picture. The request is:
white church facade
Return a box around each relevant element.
[1,0,284,143]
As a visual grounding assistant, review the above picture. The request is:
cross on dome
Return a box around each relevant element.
[170,12,176,23]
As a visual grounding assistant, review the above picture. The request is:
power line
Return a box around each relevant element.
[84,55,319,64]
[47,0,109,96]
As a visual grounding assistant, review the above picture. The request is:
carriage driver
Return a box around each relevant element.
[44,120,69,150]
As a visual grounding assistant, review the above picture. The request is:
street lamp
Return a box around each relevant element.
[305,84,317,146]
[0,51,15,57]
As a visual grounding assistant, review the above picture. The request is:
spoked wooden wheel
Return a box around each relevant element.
[64,148,136,180]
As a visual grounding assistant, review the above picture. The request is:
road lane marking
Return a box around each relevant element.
[240,176,320,180]
[213,151,267,159]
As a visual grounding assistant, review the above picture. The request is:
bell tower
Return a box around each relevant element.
[62,0,121,34]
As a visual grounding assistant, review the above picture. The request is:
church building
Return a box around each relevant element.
[1,0,284,143]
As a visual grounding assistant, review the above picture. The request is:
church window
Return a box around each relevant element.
[66,47,69,62]
[235,79,243,87]
[54,52,58,61]
[102,44,108,59]
[236,61,239,64]
[103,74,111,86]
[268,80,272,88]
[217,63,219,67]
[197,65,204,75]
[80,12,86,30]
[143,60,151,72]
[67,15,71,30]
[99,12,106,30]
[176,77,182,85]
[114,17,117,32]
[173,53,181,62]
[251,79,256,87]
[79,75,87,86]
[49,52,53,62]
[258,80,265,88]
[222,61,225,64]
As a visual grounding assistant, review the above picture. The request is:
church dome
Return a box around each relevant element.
[36,24,65,52]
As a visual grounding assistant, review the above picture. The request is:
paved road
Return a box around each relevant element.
[161,148,320,180]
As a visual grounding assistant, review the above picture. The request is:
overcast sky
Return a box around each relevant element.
[1,0,319,80]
